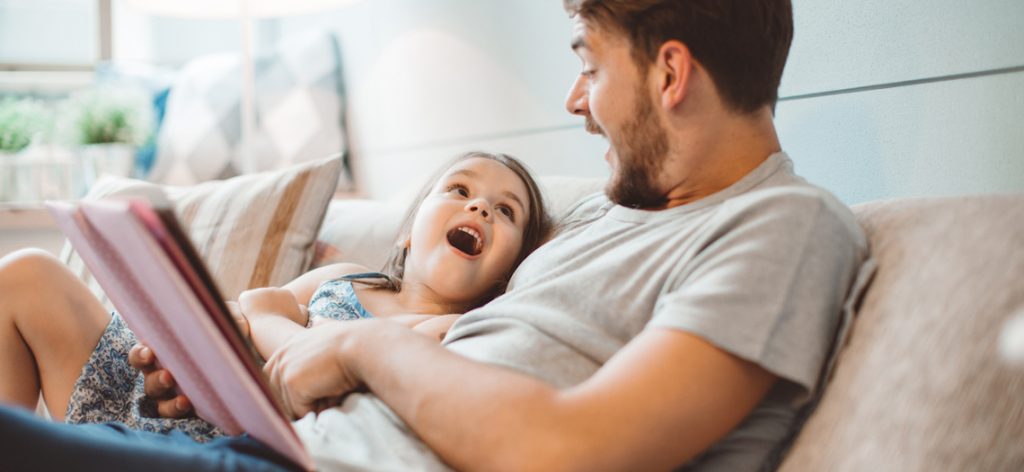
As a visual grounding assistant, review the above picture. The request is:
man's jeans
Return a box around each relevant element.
[0,404,301,472]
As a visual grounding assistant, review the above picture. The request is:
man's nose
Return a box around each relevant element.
[565,75,589,116]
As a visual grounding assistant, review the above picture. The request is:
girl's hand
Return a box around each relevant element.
[225,301,250,340]
[238,287,306,325]
[264,321,365,418]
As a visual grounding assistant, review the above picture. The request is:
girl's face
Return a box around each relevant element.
[405,157,531,308]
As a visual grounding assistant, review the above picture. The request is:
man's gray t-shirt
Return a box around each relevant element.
[293,153,870,470]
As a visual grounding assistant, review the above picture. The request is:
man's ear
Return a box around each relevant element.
[655,40,693,109]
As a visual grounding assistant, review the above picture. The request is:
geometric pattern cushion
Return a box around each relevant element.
[148,30,350,190]
[778,194,1024,471]
[61,155,343,310]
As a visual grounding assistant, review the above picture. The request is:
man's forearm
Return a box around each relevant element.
[342,320,573,471]
[337,321,778,472]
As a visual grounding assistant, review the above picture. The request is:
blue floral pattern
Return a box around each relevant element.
[64,314,225,441]
[307,277,376,322]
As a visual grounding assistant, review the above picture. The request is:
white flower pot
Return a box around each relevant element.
[77,143,135,193]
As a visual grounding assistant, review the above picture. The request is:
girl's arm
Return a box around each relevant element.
[238,288,307,360]
[241,262,373,359]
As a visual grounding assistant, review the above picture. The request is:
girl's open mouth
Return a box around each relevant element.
[447,226,482,256]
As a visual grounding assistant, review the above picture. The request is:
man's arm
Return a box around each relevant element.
[266,320,776,471]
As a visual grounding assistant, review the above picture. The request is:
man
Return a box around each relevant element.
[1,1,867,470]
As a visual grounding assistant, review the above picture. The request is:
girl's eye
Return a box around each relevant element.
[497,205,515,220]
[447,184,469,197]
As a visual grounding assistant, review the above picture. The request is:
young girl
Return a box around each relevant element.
[0,151,551,442]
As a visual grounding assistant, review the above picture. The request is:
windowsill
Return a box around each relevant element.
[0,203,55,228]
[0,70,94,94]
[0,205,65,257]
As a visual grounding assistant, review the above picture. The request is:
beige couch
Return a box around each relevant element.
[320,186,1024,470]
[779,194,1024,470]
[49,157,1023,468]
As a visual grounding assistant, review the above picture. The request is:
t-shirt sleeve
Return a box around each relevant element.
[648,188,867,404]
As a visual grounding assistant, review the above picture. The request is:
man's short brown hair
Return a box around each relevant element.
[564,0,793,114]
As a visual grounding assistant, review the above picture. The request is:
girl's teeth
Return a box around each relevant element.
[460,227,480,241]
[459,227,482,252]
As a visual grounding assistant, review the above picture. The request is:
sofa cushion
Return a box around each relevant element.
[778,194,1024,470]
[62,155,342,309]
[148,31,350,190]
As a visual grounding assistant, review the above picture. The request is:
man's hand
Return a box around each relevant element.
[125,301,250,419]
[264,320,365,418]
[127,343,193,418]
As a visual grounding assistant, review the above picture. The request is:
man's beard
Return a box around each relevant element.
[591,84,670,209]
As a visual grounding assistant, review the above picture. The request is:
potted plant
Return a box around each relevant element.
[0,97,54,202]
[61,86,153,192]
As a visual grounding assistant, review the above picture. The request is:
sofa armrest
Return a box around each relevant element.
[779,194,1024,470]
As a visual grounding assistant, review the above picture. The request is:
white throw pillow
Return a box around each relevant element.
[62,155,343,309]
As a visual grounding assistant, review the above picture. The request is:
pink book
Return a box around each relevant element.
[47,199,314,471]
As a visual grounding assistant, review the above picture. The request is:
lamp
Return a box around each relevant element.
[121,0,362,173]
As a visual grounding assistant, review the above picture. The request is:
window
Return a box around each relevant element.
[0,0,257,95]
[0,0,110,71]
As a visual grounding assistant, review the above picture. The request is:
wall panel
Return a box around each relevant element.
[782,0,1024,97]
[778,71,1024,204]
[355,124,608,200]
[281,0,579,155]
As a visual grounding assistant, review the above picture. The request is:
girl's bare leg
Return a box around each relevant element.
[0,249,109,420]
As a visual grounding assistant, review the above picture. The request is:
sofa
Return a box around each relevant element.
[777,194,1024,470]
[61,166,1024,469]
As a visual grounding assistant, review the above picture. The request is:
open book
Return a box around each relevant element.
[48,198,314,471]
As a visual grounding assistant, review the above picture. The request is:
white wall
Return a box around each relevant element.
[776,0,1024,203]
[282,0,1024,204]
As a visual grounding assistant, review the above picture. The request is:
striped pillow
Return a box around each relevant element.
[61,155,342,309]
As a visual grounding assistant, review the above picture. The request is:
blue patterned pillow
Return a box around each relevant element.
[149,31,350,190]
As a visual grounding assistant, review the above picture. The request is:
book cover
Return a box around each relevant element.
[47,199,314,471]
